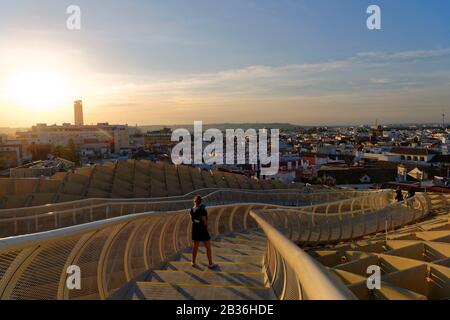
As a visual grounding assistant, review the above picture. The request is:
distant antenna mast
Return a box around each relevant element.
[443,112,446,130]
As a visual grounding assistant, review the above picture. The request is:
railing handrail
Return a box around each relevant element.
[0,187,300,212]
[0,211,160,253]
[254,192,433,247]
[0,188,371,219]
[0,189,391,240]
[0,200,302,251]
[271,190,392,215]
[8,190,385,220]
[0,187,369,214]
[0,191,389,252]
[250,211,356,300]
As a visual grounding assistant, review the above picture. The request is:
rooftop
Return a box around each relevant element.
[390,147,439,156]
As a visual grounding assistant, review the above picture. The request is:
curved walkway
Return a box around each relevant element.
[0,190,445,300]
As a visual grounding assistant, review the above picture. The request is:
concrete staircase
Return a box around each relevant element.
[119,230,277,300]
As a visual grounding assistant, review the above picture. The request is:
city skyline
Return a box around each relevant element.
[0,0,450,127]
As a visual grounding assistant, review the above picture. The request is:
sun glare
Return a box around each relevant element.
[5,68,70,112]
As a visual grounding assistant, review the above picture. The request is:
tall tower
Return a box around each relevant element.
[74,100,84,126]
[443,112,446,130]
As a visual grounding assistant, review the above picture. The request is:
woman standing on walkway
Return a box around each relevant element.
[190,195,218,269]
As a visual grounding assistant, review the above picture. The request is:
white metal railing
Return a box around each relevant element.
[249,193,438,300]
[0,186,368,217]
[250,211,356,300]
[254,192,434,245]
[0,189,375,238]
[0,202,275,300]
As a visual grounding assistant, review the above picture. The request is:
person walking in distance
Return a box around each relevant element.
[407,188,416,208]
[407,188,416,199]
[190,195,218,269]
[395,187,404,202]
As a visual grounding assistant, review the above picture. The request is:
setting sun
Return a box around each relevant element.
[5,68,71,111]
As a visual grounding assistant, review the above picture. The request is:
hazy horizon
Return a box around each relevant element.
[1,0,450,127]
[1,120,448,134]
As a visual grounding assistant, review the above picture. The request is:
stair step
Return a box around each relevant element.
[211,242,266,251]
[166,261,263,273]
[214,237,267,246]
[238,231,266,238]
[128,281,276,300]
[184,247,264,255]
[219,233,266,241]
[179,253,263,263]
[145,270,265,287]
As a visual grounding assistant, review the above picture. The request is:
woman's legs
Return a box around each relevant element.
[204,240,213,265]
[192,241,200,264]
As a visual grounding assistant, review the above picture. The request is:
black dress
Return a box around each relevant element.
[190,205,211,242]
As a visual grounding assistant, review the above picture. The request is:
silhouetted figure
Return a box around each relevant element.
[395,188,404,202]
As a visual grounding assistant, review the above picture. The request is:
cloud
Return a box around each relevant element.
[369,78,391,85]
[353,48,450,62]
[3,47,449,126]
[87,47,450,103]
[71,47,450,125]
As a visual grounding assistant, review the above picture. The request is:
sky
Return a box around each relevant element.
[0,0,450,127]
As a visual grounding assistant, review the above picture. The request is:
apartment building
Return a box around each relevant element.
[16,123,130,155]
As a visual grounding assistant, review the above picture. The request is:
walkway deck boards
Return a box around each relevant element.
[119,230,275,300]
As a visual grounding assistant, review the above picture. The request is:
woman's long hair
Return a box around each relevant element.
[193,195,202,207]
